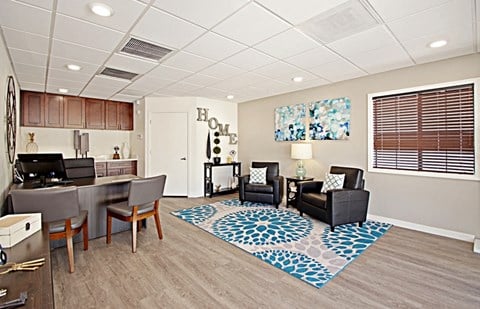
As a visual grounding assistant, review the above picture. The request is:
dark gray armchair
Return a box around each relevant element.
[296,166,370,231]
[239,162,284,208]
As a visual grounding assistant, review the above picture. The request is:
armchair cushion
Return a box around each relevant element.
[320,173,345,193]
[250,167,267,184]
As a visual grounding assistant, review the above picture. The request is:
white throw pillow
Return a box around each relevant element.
[321,173,345,193]
[250,167,267,184]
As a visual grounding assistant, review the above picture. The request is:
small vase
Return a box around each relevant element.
[26,132,38,153]
[213,157,221,165]
[122,142,130,159]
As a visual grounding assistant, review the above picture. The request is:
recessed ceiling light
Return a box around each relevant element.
[292,76,303,83]
[58,88,69,93]
[89,3,114,17]
[66,64,82,71]
[429,40,447,48]
[226,95,234,100]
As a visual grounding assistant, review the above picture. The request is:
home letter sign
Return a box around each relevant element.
[197,107,238,144]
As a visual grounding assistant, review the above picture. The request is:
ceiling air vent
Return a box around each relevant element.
[100,67,138,80]
[121,37,172,61]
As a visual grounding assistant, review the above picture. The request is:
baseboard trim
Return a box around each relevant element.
[474,238,480,254]
[368,214,475,243]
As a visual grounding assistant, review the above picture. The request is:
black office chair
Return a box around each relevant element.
[11,186,88,273]
[106,175,167,253]
[63,158,95,179]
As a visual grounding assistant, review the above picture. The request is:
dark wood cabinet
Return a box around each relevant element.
[21,91,45,127]
[85,98,105,129]
[44,94,64,127]
[64,96,85,128]
[95,160,137,177]
[20,91,133,131]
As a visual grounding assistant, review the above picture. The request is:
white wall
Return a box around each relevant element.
[238,53,480,240]
[142,96,237,197]
[0,36,18,215]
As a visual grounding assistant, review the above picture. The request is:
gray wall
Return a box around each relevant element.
[238,53,480,238]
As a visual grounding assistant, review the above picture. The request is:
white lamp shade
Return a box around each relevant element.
[291,143,312,160]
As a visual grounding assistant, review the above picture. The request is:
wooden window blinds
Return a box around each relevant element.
[372,83,474,175]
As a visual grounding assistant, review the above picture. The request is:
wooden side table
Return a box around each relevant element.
[286,176,314,208]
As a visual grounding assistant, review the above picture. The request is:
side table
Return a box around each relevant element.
[286,176,314,208]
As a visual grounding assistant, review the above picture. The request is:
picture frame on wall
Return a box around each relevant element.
[274,103,306,141]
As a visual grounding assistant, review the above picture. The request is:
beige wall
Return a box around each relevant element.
[0,36,18,215]
[238,53,480,239]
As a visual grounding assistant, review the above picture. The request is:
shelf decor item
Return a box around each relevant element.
[206,131,212,161]
[213,131,221,164]
[122,142,130,159]
[113,146,120,160]
[6,76,16,165]
[26,132,38,153]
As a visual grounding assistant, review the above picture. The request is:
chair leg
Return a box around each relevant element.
[106,212,112,244]
[132,220,137,253]
[330,226,335,232]
[154,210,163,240]
[82,217,89,251]
[359,221,363,228]
[65,219,75,273]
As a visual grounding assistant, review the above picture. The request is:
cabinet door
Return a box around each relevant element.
[119,102,133,130]
[21,91,44,127]
[105,101,120,130]
[85,98,105,129]
[44,94,64,127]
[64,96,85,128]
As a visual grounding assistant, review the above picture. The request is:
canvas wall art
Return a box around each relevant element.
[308,97,350,140]
[274,103,306,141]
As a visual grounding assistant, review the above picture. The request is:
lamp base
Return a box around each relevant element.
[296,160,306,179]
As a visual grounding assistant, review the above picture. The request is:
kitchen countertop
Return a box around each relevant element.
[95,158,138,163]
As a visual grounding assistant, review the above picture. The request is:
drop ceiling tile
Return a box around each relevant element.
[48,68,93,83]
[213,2,290,46]
[345,43,414,74]
[181,74,220,86]
[189,87,230,99]
[13,63,46,77]
[147,64,193,81]
[56,0,146,32]
[126,75,174,92]
[255,0,349,25]
[198,62,245,79]
[80,90,113,100]
[309,58,366,82]
[46,77,88,90]
[9,48,47,67]
[16,0,53,10]
[105,53,157,75]
[18,82,45,92]
[1,28,50,54]
[211,72,266,91]
[16,72,46,84]
[253,61,318,83]
[85,75,130,91]
[153,0,249,29]
[387,0,472,41]
[51,39,110,64]
[222,48,276,71]
[279,78,330,93]
[0,1,51,36]
[167,81,203,93]
[250,78,289,93]
[284,46,341,70]
[369,0,449,22]
[110,94,140,102]
[131,7,205,49]
[153,89,186,96]
[54,14,124,52]
[327,25,398,56]
[254,28,320,59]
[184,32,247,61]
[162,51,216,72]
[49,56,101,76]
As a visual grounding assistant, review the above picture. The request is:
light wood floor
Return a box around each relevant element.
[51,195,480,308]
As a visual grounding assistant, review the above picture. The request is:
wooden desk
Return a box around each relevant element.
[1,223,53,308]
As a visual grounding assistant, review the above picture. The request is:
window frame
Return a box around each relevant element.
[367,78,480,181]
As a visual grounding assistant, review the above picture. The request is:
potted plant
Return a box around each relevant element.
[213,132,221,164]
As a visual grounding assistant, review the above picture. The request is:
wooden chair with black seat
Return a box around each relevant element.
[106,175,167,253]
[11,186,88,273]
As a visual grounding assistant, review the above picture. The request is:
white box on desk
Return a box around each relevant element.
[0,213,42,248]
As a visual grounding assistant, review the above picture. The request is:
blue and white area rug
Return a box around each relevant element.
[171,199,391,288]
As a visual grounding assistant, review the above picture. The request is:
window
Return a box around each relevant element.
[368,79,479,180]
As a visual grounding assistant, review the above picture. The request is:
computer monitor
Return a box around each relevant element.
[17,153,66,186]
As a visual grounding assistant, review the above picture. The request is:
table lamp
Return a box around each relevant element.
[291,143,312,179]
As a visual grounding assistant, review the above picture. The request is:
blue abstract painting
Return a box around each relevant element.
[309,97,350,140]
[274,103,306,141]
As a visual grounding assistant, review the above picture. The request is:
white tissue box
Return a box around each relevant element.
[0,213,42,248]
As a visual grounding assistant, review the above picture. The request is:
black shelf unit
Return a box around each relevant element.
[204,162,241,197]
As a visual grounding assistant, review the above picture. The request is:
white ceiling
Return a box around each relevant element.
[0,0,478,103]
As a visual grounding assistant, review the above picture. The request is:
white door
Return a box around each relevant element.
[149,112,188,196]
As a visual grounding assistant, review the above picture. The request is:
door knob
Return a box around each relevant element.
[180,157,186,160]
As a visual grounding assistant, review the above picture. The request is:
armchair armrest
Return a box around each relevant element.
[297,180,323,194]
[326,189,370,225]
[238,175,250,200]
[271,175,284,204]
